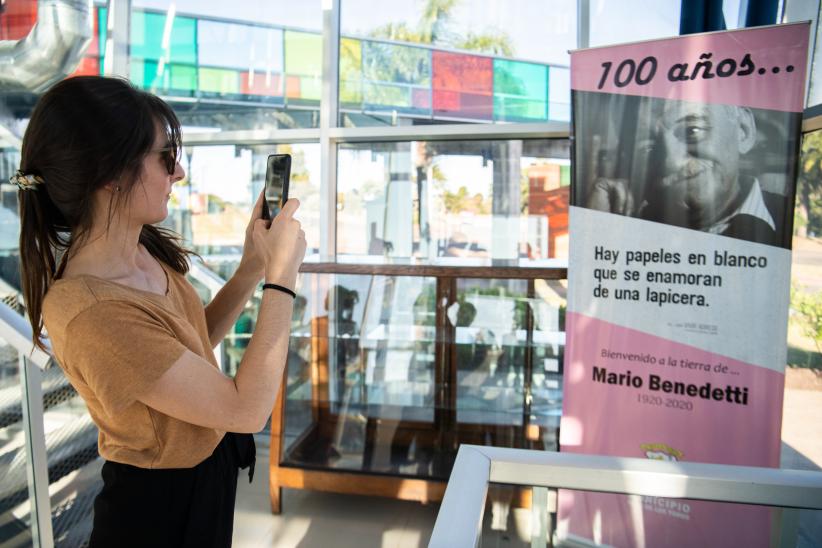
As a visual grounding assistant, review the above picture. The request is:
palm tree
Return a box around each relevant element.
[370,0,512,56]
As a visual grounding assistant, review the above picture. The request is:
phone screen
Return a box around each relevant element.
[262,154,291,220]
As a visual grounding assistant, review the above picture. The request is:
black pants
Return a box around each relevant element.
[89,433,255,548]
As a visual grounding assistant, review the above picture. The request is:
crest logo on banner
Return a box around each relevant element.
[560,23,809,547]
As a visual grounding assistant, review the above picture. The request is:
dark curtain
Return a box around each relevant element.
[680,0,779,34]
[680,0,726,34]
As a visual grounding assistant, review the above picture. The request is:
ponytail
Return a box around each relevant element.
[18,182,70,351]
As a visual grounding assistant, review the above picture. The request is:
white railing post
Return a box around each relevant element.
[531,486,549,548]
[19,353,54,548]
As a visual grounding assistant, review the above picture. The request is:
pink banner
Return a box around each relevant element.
[560,312,784,466]
[562,23,808,547]
[571,23,809,112]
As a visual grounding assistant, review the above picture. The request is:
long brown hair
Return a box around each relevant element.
[18,76,192,350]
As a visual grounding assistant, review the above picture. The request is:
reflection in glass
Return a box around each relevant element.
[475,486,820,548]
[453,278,564,451]
[337,139,571,264]
[164,142,321,279]
[278,274,566,480]
[282,274,442,476]
[339,0,575,126]
[454,279,528,436]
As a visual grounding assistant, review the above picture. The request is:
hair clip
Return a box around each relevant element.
[9,170,44,191]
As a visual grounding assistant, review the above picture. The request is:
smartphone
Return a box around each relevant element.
[261,153,291,220]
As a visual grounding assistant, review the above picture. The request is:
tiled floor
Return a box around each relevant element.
[231,450,532,547]
[231,444,442,548]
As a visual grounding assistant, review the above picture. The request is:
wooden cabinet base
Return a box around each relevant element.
[269,466,447,514]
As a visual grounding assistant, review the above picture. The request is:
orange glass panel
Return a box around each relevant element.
[432,51,493,120]
[0,0,37,41]
[240,71,283,96]
[72,56,101,77]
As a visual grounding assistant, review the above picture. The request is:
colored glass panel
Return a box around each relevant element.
[361,41,430,111]
[72,6,104,78]
[411,88,431,110]
[363,82,412,108]
[168,64,197,92]
[493,59,548,122]
[98,7,107,67]
[198,20,283,73]
[85,5,101,56]
[432,51,493,120]
[297,76,321,102]
[199,67,240,94]
[560,165,571,186]
[131,10,196,65]
[0,0,36,40]
[130,59,196,93]
[284,31,321,101]
[339,37,363,104]
[129,58,153,88]
[73,56,101,77]
[240,71,283,96]
[285,75,301,98]
[136,59,162,90]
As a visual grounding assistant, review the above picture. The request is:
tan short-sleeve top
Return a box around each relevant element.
[42,261,224,469]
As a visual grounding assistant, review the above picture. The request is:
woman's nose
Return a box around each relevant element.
[173,160,186,183]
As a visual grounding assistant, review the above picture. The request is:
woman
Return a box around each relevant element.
[14,76,305,546]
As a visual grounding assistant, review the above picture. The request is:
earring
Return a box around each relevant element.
[115,186,121,192]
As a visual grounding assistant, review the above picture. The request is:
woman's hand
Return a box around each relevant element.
[252,198,306,290]
[237,191,268,280]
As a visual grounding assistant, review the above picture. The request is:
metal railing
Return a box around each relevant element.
[0,300,55,547]
[429,444,822,548]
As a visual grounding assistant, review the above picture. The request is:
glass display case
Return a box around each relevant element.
[269,264,566,512]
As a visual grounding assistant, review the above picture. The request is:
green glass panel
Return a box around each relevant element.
[299,76,322,101]
[147,61,166,91]
[362,41,430,86]
[363,83,411,107]
[560,165,571,186]
[199,67,240,94]
[284,31,321,101]
[339,37,362,104]
[360,41,429,109]
[98,7,107,53]
[169,64,197,92]
[98,7,107,70]
[130,10,196,64]
[493,59,547,121]
[130,57,194,94]
[129,58,149,88]
[285,31,321,74]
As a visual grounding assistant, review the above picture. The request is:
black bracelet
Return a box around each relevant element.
[262,283,296,299]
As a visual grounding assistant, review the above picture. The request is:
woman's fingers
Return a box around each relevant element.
[253,189,266,219]
[277,198,300,219]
